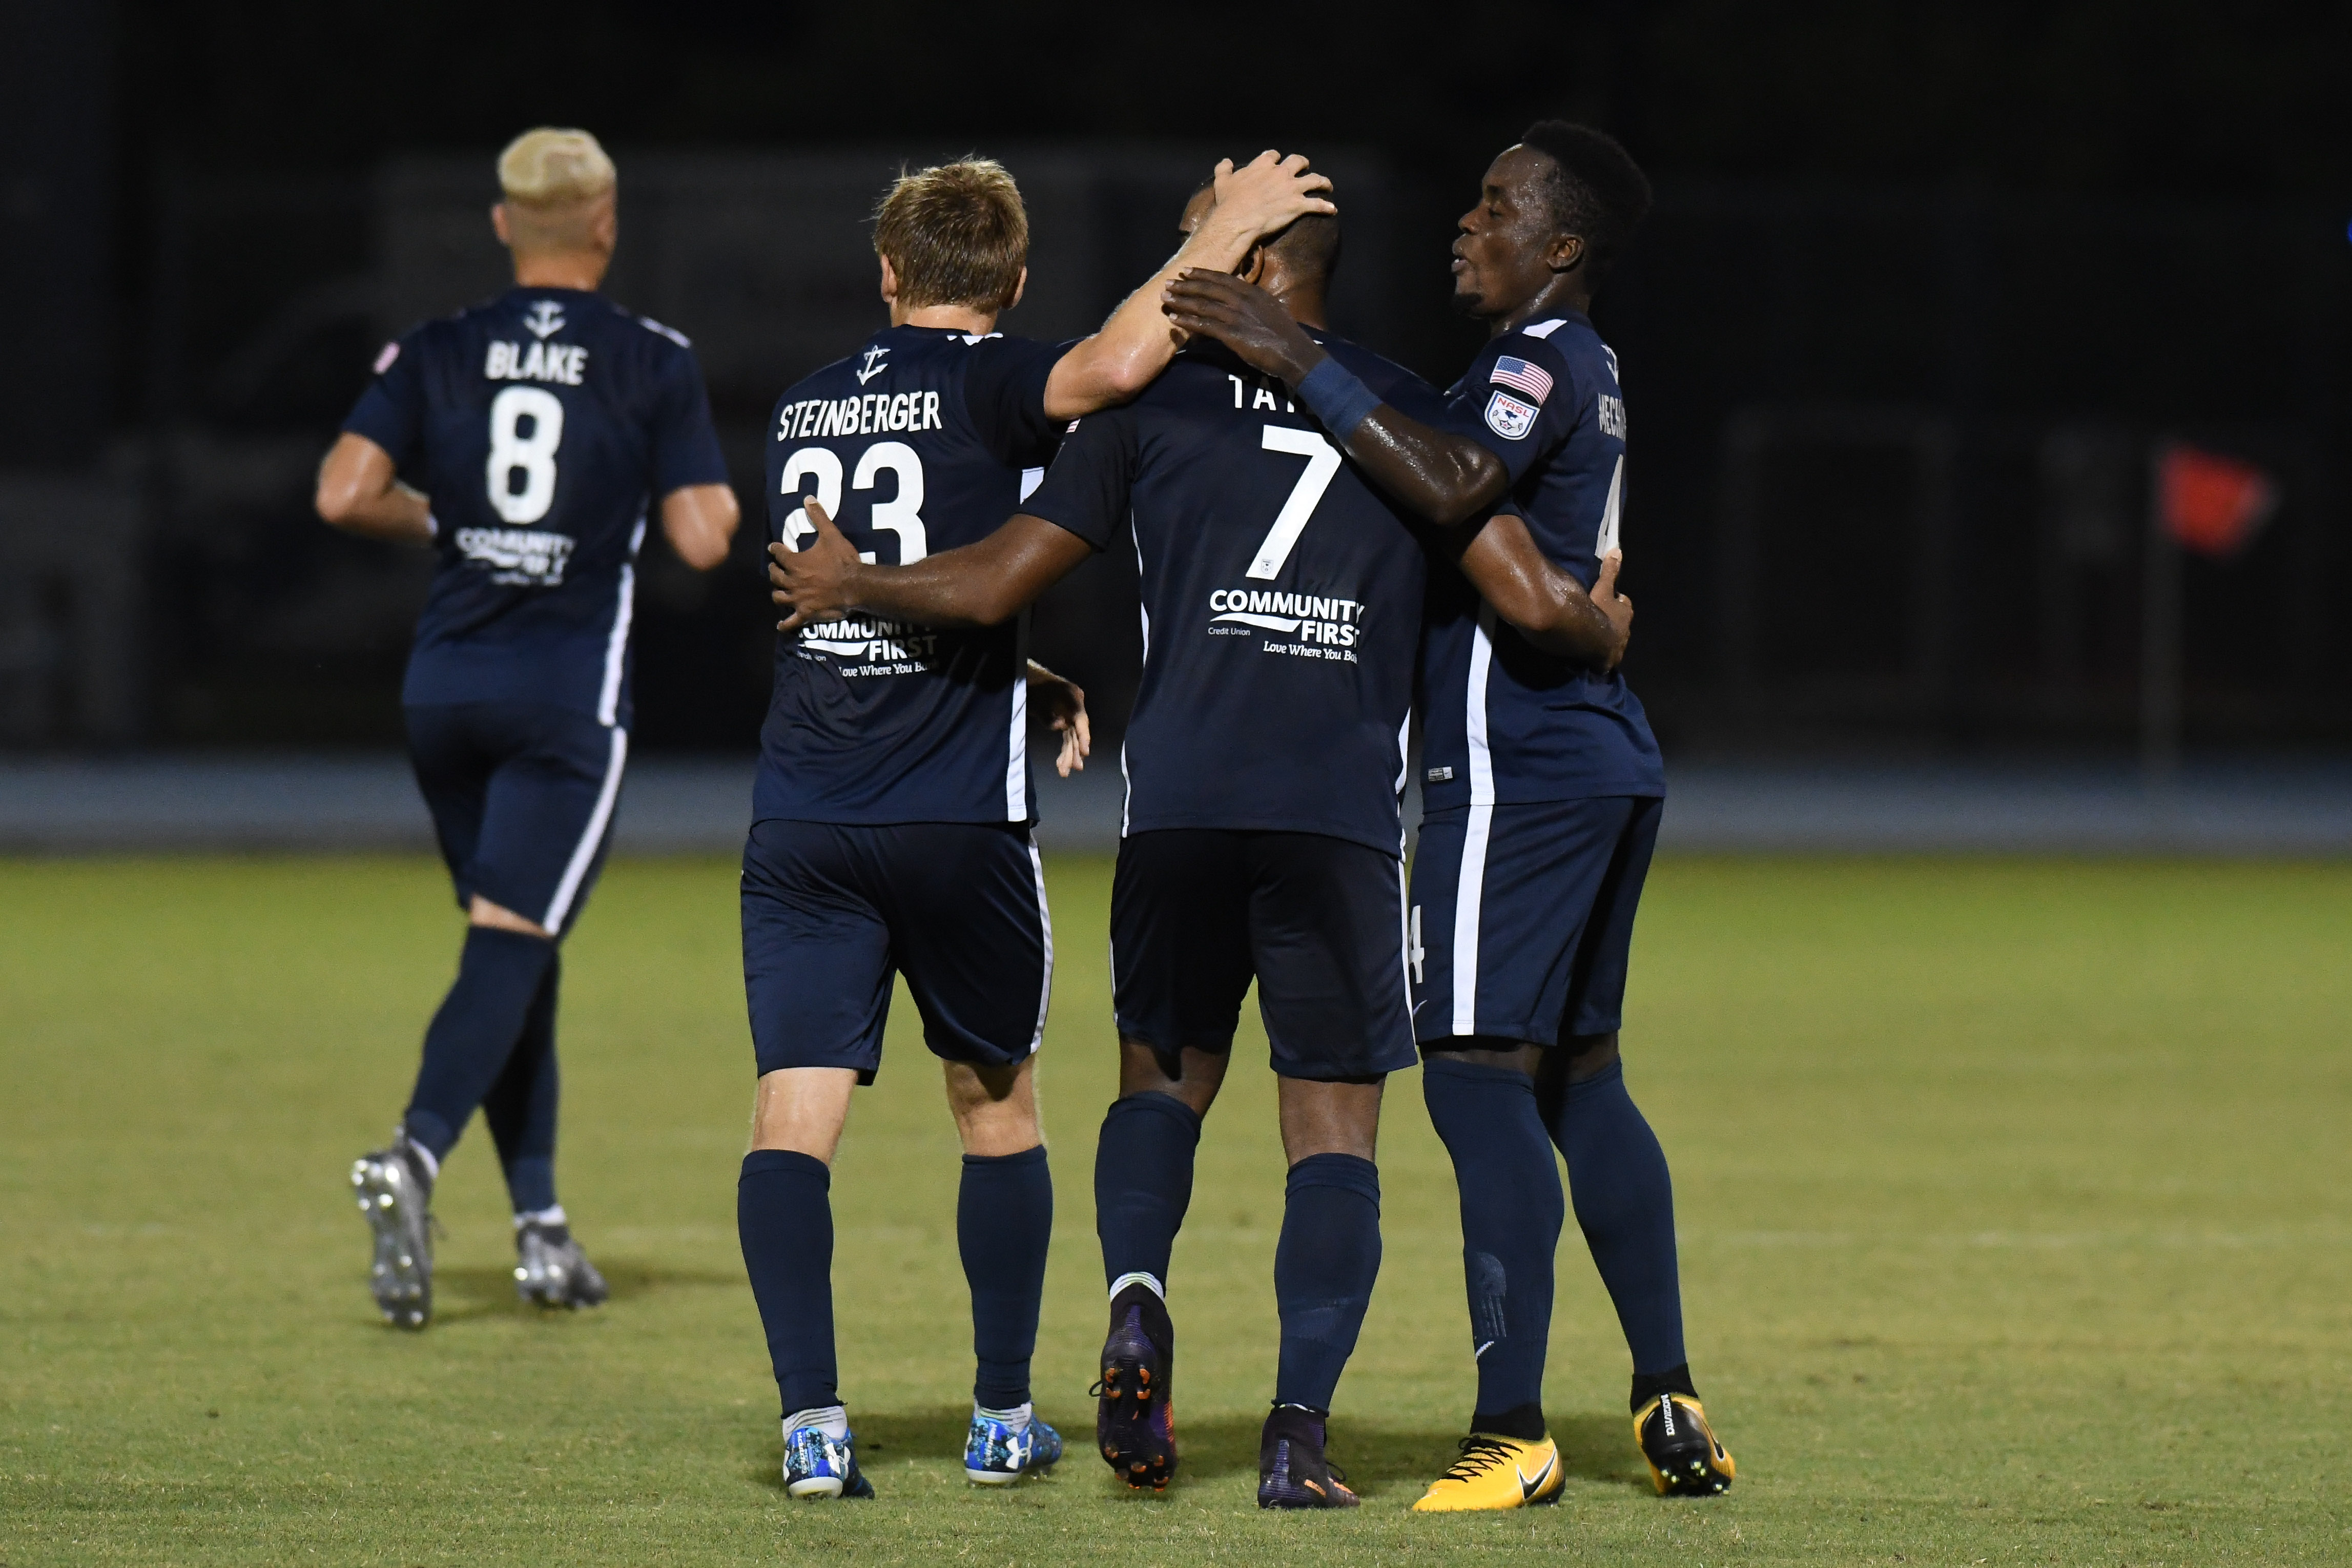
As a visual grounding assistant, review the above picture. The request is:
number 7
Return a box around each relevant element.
[1247,426,1341,580]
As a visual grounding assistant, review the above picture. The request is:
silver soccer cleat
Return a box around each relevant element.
[350,1139,435,1329]
[514,1221,609,1310]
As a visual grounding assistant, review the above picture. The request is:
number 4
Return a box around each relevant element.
[1247,426,1340,579]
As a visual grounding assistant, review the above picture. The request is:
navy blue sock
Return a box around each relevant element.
[1545,1060,1687,1376]
[1094,1092,1201,1289]
[482,955,560,1214]
[1423,1057,1563,1438]
[402,926,556,1161]
[959,1144,1053,1409]
[1272,1153,1382,1412]
[737,1149,837,1416]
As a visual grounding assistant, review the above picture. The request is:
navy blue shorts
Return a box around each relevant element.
[740,819,1052,1083]
[405,702,628,937]
[1110,829,1417,1082]
[1409,796,1662,1047]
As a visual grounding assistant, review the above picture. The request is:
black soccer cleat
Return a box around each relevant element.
[1636,1392,1736,1496]
[1094,1286,1178,1491]
[1256,1404,1359,1510]
[514,1220,609,1309]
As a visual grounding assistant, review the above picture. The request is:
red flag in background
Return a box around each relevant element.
[2156,444,2279,556]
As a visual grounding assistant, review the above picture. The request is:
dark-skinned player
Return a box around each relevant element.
[766,179,1620,1510]
[1164,121,1736,1510]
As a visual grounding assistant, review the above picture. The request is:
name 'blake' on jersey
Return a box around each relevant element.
[342,286,730,728]
[1021,334,1432,857]
[756,325,1068,828]
[1419,311,1665,811]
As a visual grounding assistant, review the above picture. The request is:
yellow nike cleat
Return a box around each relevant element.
[1634,1393,1735,1496]
[1410,1433,1565,1512]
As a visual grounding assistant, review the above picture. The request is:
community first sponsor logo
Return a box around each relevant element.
[457,526,574,586]
[795,615,942,676]
[1205,588,1363,662]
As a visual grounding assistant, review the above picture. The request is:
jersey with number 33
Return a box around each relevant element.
[1022,334,1431,857]
[342,285,729,727]
[757,325,1068,828]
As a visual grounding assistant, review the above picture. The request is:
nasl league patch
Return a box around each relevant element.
[373,341,400,374]
[1484,390,1538,441]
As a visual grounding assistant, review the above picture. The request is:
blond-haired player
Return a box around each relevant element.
[321,127,738,1330]
[734,151,1332,1498]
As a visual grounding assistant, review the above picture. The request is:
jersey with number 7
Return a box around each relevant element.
[1022,335,1432,856]
[342,285,728,726]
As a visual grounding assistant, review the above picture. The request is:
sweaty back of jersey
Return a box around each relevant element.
[342,286,729,727]
[754,325,1065,827]
[1023,334,1431,857]
[1419,312,1665,810]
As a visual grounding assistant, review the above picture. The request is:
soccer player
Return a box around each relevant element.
[1163,121,1737,1508]
[768,188,1435,1510]
[316,128,739,1329]
[737,154,1335,1499]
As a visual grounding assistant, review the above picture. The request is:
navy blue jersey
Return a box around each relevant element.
[1023,334,1431,857]
[753,326,1066,827]
[1418,313,1665,809]
[342,286,728,726]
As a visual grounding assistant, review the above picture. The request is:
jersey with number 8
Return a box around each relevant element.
[1020,334,1435,856]
[340,285,727,726]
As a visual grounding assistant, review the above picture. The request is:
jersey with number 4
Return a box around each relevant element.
[342,285,728,727]
[1418,311,1665,811]
[756,325,1067,827]
[1022,335,1430,857]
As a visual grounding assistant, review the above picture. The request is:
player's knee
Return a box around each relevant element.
[944,1058,1042,1156]
[1117,1038,1224,1117]
[1551,1030,1620,1085]
[750,1066,858,1162]
[468,895,553,940]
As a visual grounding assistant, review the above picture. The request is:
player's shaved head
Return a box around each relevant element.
[874,158,1029,312]
[496,128,618,258]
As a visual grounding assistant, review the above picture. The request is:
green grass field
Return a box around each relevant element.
[4,853,2348,1565]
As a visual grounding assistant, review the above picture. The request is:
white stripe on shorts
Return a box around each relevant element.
[542,726,627,935]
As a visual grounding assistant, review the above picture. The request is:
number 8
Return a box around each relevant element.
[486,386,565,524]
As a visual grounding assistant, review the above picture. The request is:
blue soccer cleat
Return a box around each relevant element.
[965,1405,1063,1485]
[782,1416,874,1499]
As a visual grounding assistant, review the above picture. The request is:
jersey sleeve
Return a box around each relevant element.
[962,336,1071,469]
[1444,334,1578,486]
[649,344,732,495]
[340,332,427,467]
[1016,406,1135,553]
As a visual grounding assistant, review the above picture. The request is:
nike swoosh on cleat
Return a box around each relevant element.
[1518,1451,1557,1499]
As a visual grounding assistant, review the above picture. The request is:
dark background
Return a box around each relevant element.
[6,1,2349,760]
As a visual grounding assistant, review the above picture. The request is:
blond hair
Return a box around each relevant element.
[873,158,1028,312]
[496,129,616,255]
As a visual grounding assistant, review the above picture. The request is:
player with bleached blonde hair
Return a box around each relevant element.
[319,126,739,1332]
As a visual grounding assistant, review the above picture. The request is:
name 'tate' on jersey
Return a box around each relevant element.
[1418,312,1666,810]
[755,326,1067,827]
[1022,334,1436,856]
[342,286,729,726]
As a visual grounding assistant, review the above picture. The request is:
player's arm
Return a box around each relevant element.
[1446,513,1633,672]
[769,502,1091,631]
[1162,271,1508,526]
[1027,658,1091,777]
[659,484,740,570]
[1042,152,1335,420]
[314,432,435,545]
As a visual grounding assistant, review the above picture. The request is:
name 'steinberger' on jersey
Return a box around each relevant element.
[341,287,729,727]
[753,326,1071,828]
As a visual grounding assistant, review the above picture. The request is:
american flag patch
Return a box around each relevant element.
[1489,355,1553,402]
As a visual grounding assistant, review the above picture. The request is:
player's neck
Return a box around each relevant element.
[1489,277,1590,337]
[510,251,609,292]
[894,303,999,334]
[1261,275,1327,331]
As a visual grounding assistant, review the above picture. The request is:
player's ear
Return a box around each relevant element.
[1548,232,1585,276]
[1006,265,1027,312]
[1240,243,1267,285]
[878,253,899,308]
[490,202,513,250]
